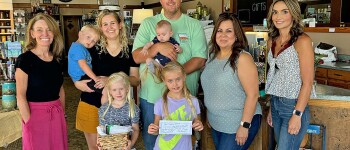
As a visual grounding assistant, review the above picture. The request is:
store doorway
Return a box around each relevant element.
[63,15,81,74]
[63,16,81,55]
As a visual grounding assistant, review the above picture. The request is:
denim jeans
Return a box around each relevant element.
[211,114,262,150]
[270,95,310,150]
[140,98,157,150]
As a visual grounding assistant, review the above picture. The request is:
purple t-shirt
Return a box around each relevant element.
[153,96,201,150]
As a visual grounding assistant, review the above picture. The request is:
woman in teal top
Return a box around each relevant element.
[200,13,262,150]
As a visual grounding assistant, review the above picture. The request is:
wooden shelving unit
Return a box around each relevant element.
[243,27,350,33]
[0,10,14,42]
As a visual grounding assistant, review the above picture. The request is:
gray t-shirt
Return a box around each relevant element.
[98,102,140,126]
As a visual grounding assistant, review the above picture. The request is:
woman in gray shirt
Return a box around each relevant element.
[200,13,262,150]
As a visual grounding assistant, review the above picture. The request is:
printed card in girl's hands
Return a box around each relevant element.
[159,120,192,135]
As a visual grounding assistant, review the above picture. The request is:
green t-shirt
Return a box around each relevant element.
[132,13,208,103]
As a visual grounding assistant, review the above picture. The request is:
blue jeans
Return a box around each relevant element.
[140,98,157,150]
[271,95,310,150]
[211,114,262,150]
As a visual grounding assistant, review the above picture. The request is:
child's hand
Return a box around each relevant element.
[148,123,159,135]
[192,119,204,131]
[123,140,132,150]
[141,42,154,55]
[174,44,182,53]
[96,141,102,150]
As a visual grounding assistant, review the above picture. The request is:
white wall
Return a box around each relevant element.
[144,0,158,5]
[307,32,350,55]
[0,0,13,10]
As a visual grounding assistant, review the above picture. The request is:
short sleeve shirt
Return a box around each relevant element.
[132,14,208,103]
[15,51,63,102]
[80,45,139,108]
[153,97,200,150]
[98,102,140,126]
[68,42,92,82]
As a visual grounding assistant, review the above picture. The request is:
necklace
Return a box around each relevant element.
[279,37,290,47]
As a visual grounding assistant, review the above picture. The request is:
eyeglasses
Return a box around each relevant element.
[219,12,238,18]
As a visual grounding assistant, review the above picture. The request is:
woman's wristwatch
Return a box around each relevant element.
[240,121,251,129]
[293,109,303,117]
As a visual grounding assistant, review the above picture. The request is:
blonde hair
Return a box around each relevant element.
[160,61,197,120]
[25,13,64,61]
[101,72,136,120]
[267,0,304,43]
[140,62,163,84]
[80,24,101,37]
[96,9,129,58]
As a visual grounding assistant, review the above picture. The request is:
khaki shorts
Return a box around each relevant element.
[76,100,99,133]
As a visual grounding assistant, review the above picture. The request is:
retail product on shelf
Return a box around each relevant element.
[82,10,98,26]
[14,9,27,42]
[0,10,14,43]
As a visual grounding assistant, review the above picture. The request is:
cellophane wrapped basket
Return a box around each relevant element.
[97,132,128,150]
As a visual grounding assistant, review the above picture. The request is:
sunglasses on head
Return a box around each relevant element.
[219,12,238,18]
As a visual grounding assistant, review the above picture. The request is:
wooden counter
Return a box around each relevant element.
[199,84,350,149]
[243,27,350,33]
[308,99,350,150]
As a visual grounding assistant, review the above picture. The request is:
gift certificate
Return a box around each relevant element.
[159,120,192,135]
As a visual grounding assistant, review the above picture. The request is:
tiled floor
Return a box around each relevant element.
[1,77,145,150]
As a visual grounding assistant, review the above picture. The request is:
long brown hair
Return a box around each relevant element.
[267,0,304,43]
[96,9,129,58]
[25,13,64,61]
[208,13,248,71]
[160,61,197,120]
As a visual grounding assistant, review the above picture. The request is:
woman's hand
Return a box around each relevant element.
[148,123,159,135]
[192,119,204,131]
[288,115,301,135]
[23,115,30,123]
[74,80,94,92]
[95,76,108,89]
[267,108,273,127]
[235,126,248,146]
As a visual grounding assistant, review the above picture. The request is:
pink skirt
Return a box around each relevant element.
[22,99,68,150]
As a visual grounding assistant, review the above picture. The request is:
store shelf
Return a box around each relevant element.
[0,33,12,35]
[0,19,11,21]
[243,26,350,33]
[0,26,11,28]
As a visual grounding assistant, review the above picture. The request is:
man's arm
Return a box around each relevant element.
[182,20,208,74]
[132,42,177,64]
[183,57,206,74]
